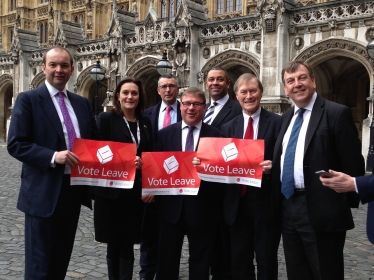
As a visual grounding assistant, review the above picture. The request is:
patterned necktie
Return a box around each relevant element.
[163,105,172,128]
[240,117,254,197]
[281,108,306,199]
[58,92,76,151]
[203,102,218,125]
[185,126,196,151]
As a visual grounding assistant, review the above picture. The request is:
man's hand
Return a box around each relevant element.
[135,156,142,170]
[55,151,80,167]
[259,160,272,174]
[192,157,201,167]
[320,169,356,193]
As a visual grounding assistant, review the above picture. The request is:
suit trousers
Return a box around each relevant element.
[156,210,215,280]
[282,193,346,280]
[230,188,275,280]
[24,176,83,280]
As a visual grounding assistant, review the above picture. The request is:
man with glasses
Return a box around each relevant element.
[155,87,221,280]
[141,74,182,280]
[144,74,182,146]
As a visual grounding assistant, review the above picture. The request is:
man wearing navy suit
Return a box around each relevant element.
[141,74,181,280]
[155,87,221,280]
[205,67,242,280]
[320,169,374,244]
[221,73,281,280]
[272,61,365,280]
[7,46,97,279]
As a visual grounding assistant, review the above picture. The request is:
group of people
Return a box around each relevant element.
[6,45,373,280]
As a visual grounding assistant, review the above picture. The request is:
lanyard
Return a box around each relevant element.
[123,117,140,150]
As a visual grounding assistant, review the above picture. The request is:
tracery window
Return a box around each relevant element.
[216,0,241,14]
[169,0,175,22]
[39,22,48,44]
[161,0,167,18]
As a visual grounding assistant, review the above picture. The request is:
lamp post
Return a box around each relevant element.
[90,56,105,118]
[366,40,374,171]
[156,48,172,75]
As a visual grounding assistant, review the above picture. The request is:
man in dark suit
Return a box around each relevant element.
[272,61,365,280]
[144,73,181,145]
[141,74,181,280]
[320,169,374,244]
[204,67,242,130]
[7,46,97,279]
[221,73,281,280]
[155,87,221,280]
[204,67,242,280]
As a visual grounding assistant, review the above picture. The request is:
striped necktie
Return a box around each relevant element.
[58,92,76,151]
[203,102,218,125]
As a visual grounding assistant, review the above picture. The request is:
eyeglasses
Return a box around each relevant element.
[158,84,178,90]
[181,102,205,108]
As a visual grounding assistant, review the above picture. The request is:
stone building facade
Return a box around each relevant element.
[0,0,373,160]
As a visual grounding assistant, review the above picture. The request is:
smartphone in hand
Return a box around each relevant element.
[315,170,332,178]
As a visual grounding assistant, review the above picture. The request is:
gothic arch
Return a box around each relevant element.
[126,56,160,78]
[75,64,108,99]
[125,56,163,108]
[200,49,260,80]
[0,74,13,140]
[31,71,46,89]
[294,37,373,76]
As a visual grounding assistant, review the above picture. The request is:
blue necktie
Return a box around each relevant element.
[185,126,196,151]
[281,108,306,199]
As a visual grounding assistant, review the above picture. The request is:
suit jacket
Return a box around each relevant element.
[7,83,97,218]
[155,121,222,227]
[221,108,281,225]
[272,94,365,232]
[210,97,242,130]
[356,173,374,243]
[92,111,153,199]
[144,101,182,145]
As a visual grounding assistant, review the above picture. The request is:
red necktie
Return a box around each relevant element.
[240,117,253,197]
[163,105,172,128]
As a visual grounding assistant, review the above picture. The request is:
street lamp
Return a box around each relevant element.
[90,56,105,118]
[156,48,172,75]
[366,40,374,171]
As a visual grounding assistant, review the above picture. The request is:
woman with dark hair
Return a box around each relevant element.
[93,77,153,280]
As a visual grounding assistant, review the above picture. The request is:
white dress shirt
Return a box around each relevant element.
[242,107,261,140]
[46,81,81,173]
[181,120,202,151]
[208,94,229,123]
[280,92,317,189]
[158,100,178,130]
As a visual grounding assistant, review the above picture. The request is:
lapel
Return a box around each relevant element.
[151,102,162,131]
[174,123,183,151]
[113,113,132,141]
[274,107,294,159]
[38,84,65,143]
[233,115,244,138]
[211,97,231,127]
[304,95,324,154]
[176,101,182,122]
[257,108,270,140]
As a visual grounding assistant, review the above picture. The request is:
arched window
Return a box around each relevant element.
[39,24,44,43]
[80,14,84,25]
[169,0,174,22]
[161,0,167,18]
[44,22,48,43]
[74,16,79,23]
[217,0,241,14]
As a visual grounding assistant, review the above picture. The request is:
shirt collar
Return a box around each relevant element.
[45,80,67,98]
[293,92,317,115]
[181,120,202,130]
[161,100,178,112]
[243,107,261,122]
[211,94,229,106]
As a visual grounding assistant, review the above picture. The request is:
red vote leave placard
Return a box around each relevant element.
[142,152,201,195]
[196,138,264,187]
[71,138,136,188]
